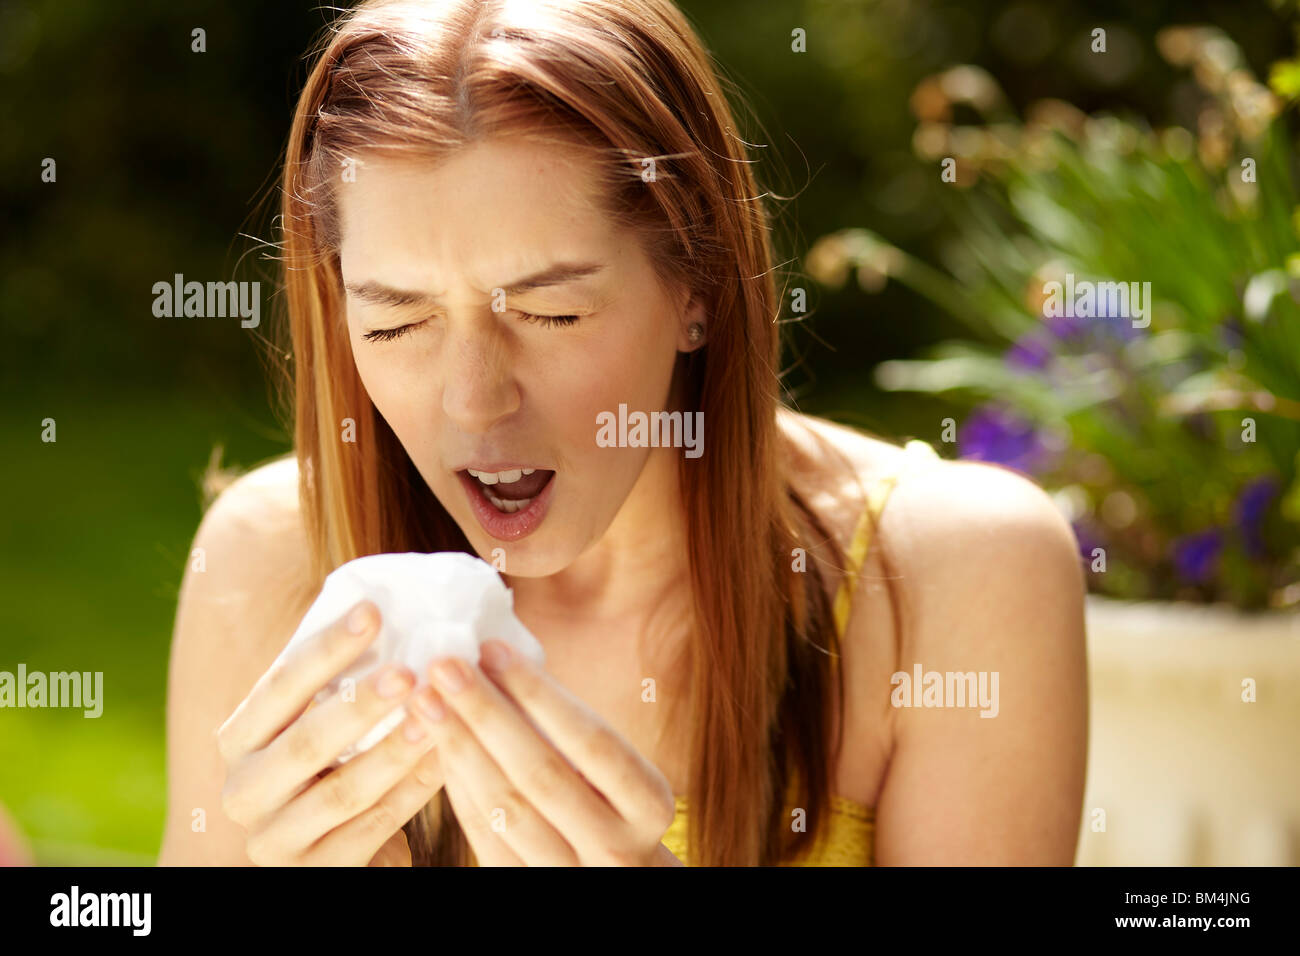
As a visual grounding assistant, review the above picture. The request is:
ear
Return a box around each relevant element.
[675,293,707,352]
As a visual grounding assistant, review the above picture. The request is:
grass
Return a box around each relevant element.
[0,383,288,864]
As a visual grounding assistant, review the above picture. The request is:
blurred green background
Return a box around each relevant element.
[1,0,1293,863]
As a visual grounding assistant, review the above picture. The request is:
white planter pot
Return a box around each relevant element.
[1076,595,1300,866]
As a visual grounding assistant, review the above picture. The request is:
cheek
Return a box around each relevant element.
[351,343,395,415]
[542,311,678,453]
[349,338,439,448]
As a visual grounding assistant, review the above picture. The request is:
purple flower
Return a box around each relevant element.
[1233,475,1280,559]
[1045,313,1088,342]
[1004,334,1053,371]
[1090,316,1145,346]
[1090,292,1146,343]
[1043,310,1142,354]
[1171,528,1224,584]
[1071,520,1105,563]
[957,405,1049,474]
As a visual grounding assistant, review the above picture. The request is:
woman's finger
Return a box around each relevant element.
[427,656,623,849]
[236,661,417,819]
[217,601,379,763]
[254,699,439,854]
[461,645,673,834]
[443,766,525,867]
[367,829,411,867]
[422,685,577,865]
[305,744,446,866]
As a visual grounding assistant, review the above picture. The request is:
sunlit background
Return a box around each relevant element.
[2,0,1298,864]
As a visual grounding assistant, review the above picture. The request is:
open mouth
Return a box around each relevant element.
[463,467,554,512]
[456,466,557,542]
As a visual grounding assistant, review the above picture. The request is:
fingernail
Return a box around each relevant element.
[414,687,446,722]
[348,603,373,634]
[431,659,469,694]
[376,667,411,698]
[480,640,512,671]
[402,714,428,743]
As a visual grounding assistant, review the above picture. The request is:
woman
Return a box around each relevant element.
[158,0,1087,866]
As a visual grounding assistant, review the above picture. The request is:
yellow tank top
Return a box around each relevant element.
[660,437,940,866]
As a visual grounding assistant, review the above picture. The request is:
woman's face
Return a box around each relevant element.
[336,136,701,576]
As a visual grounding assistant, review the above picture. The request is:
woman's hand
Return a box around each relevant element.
[215,601,448,866]
[418,639,682,866]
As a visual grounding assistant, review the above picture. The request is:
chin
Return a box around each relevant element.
[428,484,577,576]
[493,544,576,578]
[462,522,585,577]
[424,465,622,577]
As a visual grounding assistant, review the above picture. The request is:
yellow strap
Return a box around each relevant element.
[830,439,938,642]
[831,476,899,639]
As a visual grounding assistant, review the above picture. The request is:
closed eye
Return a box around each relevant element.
[518,312,580,328]
[362,322,423,342]
[361,311,581,343]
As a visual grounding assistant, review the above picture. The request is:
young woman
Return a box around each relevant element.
[158,0,1087,866]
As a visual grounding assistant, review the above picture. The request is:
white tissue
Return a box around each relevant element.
[277,551,545,764]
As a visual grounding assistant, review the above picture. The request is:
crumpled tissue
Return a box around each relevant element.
[276,551,545,764]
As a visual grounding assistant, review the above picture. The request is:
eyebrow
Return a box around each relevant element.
[344,261,607,308]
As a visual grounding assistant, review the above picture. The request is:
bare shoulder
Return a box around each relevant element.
[185,455,314,606]
[776,407,910,548]
[880,451,1079,552]
[876,453,1085,660]
[202,453,303,546]
[177,452,318,672]
[777,406,1082,641]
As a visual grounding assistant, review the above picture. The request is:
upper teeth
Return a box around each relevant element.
[468,468,529,484]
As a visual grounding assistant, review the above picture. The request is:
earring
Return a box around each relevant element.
[687,322,705,344]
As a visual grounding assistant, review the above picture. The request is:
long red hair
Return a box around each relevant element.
[276,0,855,865]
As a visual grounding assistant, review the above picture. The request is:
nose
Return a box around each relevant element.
[439,315,521,434]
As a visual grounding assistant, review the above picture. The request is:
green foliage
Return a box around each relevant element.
[811,27,1300,608]
[0,389,287,862]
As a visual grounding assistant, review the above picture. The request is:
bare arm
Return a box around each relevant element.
[872,461,1088,865]
[157,465,317,865]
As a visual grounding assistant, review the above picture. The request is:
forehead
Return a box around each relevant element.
[336,137,617,291]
